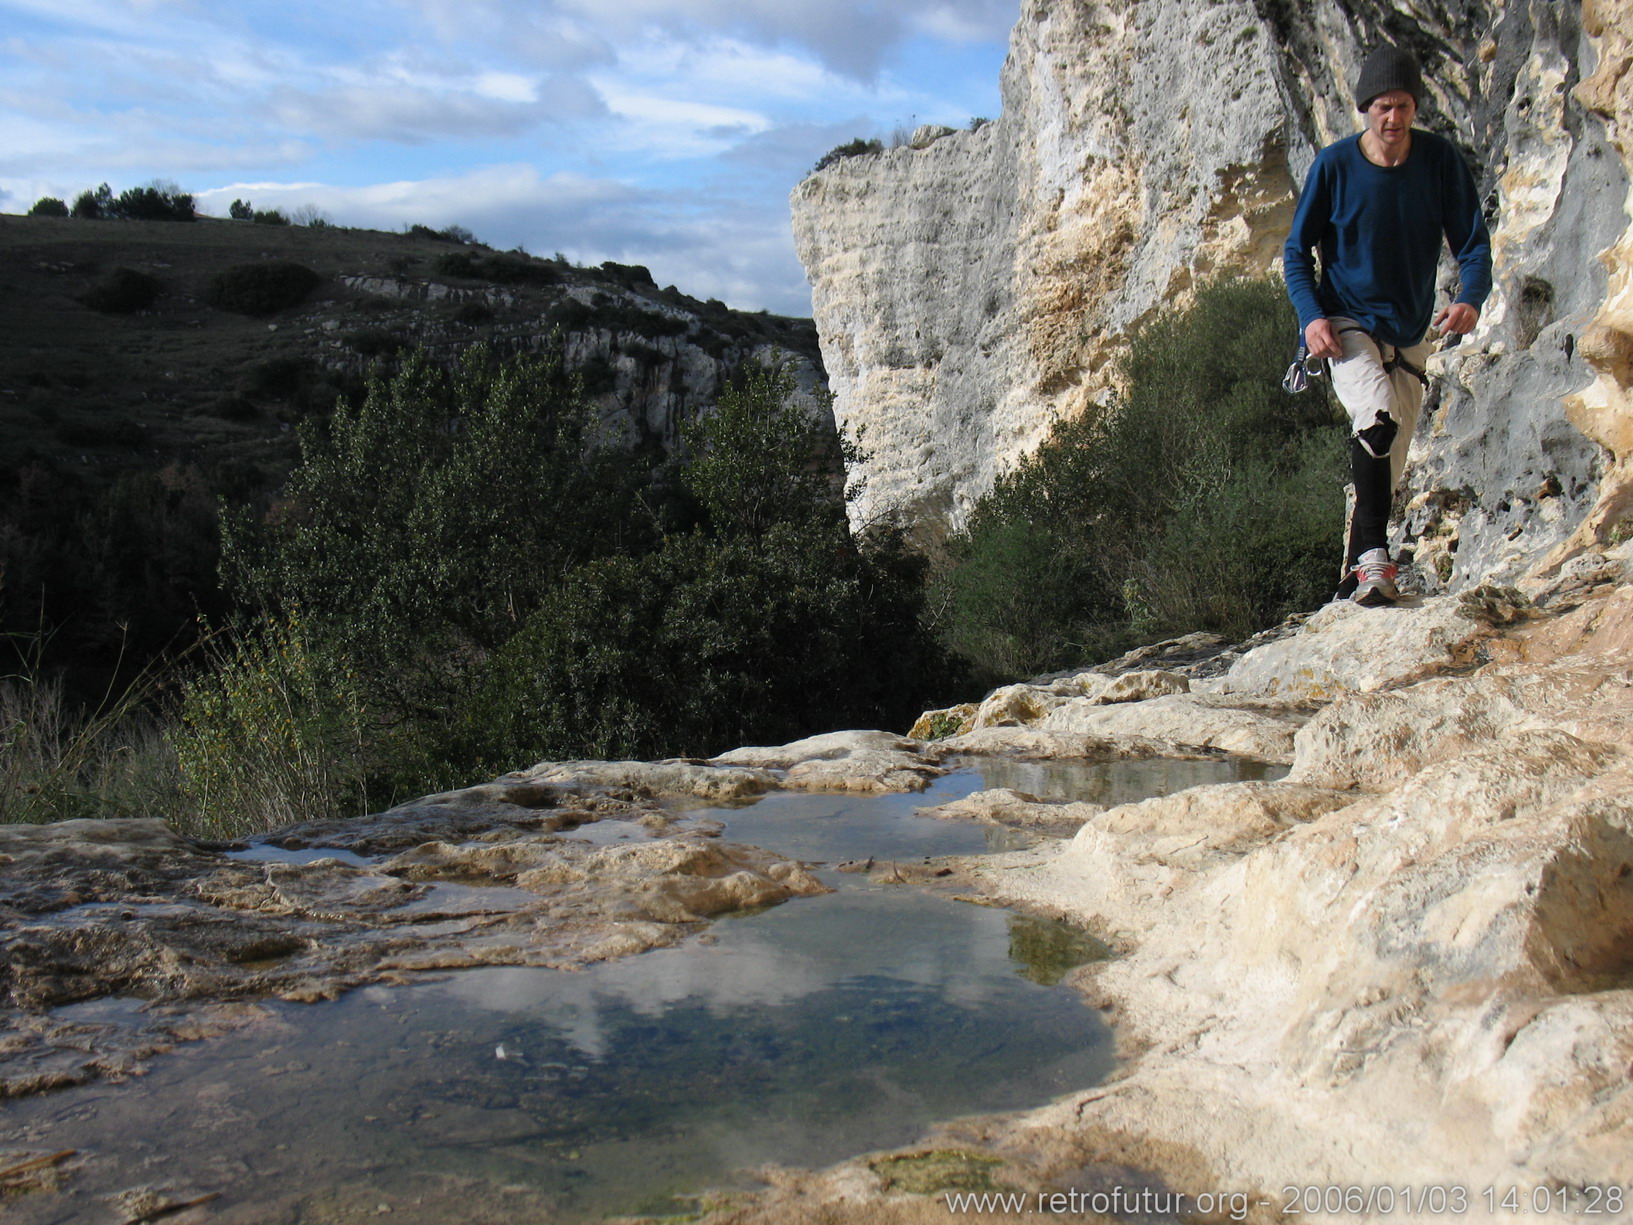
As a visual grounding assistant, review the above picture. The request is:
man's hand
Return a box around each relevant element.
[1433,302,1479,334]
[1304,317,1343,360]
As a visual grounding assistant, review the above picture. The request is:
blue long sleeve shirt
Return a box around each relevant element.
[1283,130,1492,348]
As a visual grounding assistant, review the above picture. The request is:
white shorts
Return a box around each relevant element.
[1327,316,1432,489]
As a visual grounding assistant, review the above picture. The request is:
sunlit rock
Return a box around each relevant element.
[1039,693,1304,762]
[916,787,1103,832]
[1215,597,1496,701]
[713,730,943,792]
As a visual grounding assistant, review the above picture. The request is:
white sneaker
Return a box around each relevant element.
[1351,548,1398,607]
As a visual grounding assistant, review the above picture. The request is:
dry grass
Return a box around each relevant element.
[0,670,184,826]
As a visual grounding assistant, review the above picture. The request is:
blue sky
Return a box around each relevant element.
[0,0,1014,314]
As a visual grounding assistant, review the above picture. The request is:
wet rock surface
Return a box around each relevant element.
[585,587,1633,1225]
[6,588,1633,1219]
[0,786,826,1100]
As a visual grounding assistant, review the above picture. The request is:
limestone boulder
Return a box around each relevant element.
[1092,669,1190,704]
[956,610,1633,1196]
[713,730,943,792]
[916,787,1103,833]
[512,758,777,801]
[1039,693,1305,762]
[906,701,978,740]
[1215,596,1495,701]
[1291,655,1633,790]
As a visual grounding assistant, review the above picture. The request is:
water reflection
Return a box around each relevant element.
[0,758,1266,1223]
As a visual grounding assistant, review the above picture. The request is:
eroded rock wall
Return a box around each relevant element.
[792,0,1632,585]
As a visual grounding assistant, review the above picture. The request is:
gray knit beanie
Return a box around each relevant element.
[1354,45,1423,111]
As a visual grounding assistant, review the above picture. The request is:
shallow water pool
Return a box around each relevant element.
[1,754,1277,1223]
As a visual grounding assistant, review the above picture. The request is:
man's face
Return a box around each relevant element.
[1365,90,1417,153]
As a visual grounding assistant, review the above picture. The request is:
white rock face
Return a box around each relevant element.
[793,0,1629,585]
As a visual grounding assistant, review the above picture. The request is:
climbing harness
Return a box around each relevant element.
[1284,326,1429,396]
[1335,323,1429,389]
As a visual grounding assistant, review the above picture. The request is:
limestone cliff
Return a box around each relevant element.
[792,0,1630,590]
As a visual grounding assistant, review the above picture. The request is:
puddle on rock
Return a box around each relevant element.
[0,755,1276,1223]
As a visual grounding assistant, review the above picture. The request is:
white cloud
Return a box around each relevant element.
[473,71,537,104]
[268,84,540,145]
[596,87,770,158]
[915,0,1020,42]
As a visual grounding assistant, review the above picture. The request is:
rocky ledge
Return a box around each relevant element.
[5,562,1633,1215]
[644,558,1633,1224]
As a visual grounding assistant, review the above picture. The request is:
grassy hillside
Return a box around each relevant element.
[0,213,822,694]
[0,213,818,477]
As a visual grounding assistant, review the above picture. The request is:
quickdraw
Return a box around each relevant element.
[1282,343,1324,394]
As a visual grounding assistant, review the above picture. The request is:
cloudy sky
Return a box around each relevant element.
[0,0,1015,315]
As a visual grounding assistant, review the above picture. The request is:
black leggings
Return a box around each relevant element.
[1345,413,1397,570]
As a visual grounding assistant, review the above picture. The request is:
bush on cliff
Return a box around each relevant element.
[813,138,884,173]
[938,275,1345,682]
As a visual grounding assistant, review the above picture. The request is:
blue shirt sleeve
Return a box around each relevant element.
[1442,150,1493,311]
[1283,154,1332,333]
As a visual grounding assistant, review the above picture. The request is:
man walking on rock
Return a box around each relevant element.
[1283,44,1492,605]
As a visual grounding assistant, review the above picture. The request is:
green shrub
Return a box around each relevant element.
[170,614,375,836]
[435,250,561,287]
[576,354,618,395]
[206,262,324,315]
[473,360,951,764]
[452,299,495,326]
[243,355,318,401]
[253,208,289,226]
[813,137,883,173]
[478,524,927,762]
[79,267,162,313]
[345,327,405,358]
[216,347,642,784]
[229,199,253,220]
[598,261,655,290]
[407,222,471,243]
[29,197,68,217]
[938,275,1344,682]
[179,345,951,824]
[544,294,688,340]
[937,518,1101,681]
[681,360,843,538]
